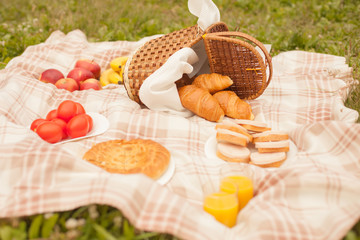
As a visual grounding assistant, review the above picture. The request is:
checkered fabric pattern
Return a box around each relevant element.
[0,30,359,240]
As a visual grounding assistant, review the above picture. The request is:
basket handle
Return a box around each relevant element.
[206,31,273,88]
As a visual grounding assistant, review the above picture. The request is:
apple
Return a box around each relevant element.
[66,67,94,85]
[55,78,79,92]
[39,69,64,84]
[75,59,101,79]
[79,78,102,90]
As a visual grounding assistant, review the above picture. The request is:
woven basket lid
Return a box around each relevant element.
[203,31,273,100]
[123,22,229,104]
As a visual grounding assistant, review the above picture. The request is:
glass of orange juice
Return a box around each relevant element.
[221,175,253,211]
[202,180,238,227]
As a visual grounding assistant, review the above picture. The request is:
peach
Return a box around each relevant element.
[75,59,101,79]
[55,78,79,92]
[46,109,58,121]
[39,68,64,84]
[66,67,94,85]
[51,118,68,140]
[79,78,102,90]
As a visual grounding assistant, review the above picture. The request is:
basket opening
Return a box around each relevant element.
[203,33,268,100]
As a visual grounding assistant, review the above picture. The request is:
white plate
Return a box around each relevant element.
[54,112,109,145]
[157,151,177,185]
[204,135,298,168]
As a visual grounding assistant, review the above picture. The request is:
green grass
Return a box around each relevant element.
[0,0,359,239]
[0,205,178,240]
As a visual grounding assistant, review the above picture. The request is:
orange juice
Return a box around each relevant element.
[219,178,238,194]
[221,176,253,211]
[203,192,238,227]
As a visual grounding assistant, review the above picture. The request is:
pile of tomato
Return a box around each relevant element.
[30,100,93,144]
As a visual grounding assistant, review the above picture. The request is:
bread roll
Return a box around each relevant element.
[252,131,289,143]
[233,119,271,133]
[216,128,250,147]
[250,152,287,168]
[215,120,253,142]
[255,140,290,153]
[216,142,250,163]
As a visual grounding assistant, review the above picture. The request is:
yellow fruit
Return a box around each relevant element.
[109,69,123,84]
[100,68,123,86]
[110,56,128,73]
[99,69,112,86]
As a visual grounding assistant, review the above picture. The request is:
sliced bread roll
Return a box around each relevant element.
[254,140,290,153]
[216,128,251,147]
[250,152,287,168]
[216,142,250,163]
[233,119,271,133]
[252,130,289,143]
[215,120,253,142]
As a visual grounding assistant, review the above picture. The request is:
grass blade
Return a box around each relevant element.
[92,223,117,240]
[28,215,43,239]
[41,213,59,238]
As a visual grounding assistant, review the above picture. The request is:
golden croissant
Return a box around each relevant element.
[178,85,224,122]
[213,91,252,120]
[192,73,233,94]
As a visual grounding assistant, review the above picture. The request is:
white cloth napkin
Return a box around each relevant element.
[139,0,220,116]
[139,48,199,117]
[188,0,220,31]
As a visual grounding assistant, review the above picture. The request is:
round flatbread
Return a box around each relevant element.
[83,139,170,179]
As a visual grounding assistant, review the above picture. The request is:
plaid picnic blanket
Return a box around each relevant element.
[0,30,359,240]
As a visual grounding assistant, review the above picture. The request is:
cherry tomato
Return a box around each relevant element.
[57,100,77,122]
[46,109,58,121]
[66,114,90,138]
[75,102,86,115]
[51,118,68,140]
[30,118,46,131]
[83,114,93,132]
[36,122,63,143]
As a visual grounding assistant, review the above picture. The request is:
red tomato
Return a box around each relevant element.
[83,114,93,132]
[30,118,47,131]
[57,100,77,122]
[36,122,63,143]
[75,102,86,115]
[46,109,58,121]
[51,118,68,140]
[66,114,90,138]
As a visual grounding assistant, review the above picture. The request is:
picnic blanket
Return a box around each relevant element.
[1,29,360,240]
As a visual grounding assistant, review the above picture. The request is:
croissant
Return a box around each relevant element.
[192,73,233,94]
[213,91,252,120]
[178,85,224,122]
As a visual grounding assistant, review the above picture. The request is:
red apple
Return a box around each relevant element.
[55,78,79,92]
[79,78,102,90]
[39,69,64,84]
[75,59,101,79]
[66,67,94,85]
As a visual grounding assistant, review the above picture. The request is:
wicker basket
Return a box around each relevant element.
[123,22,229,104]
[203,31,273,100]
